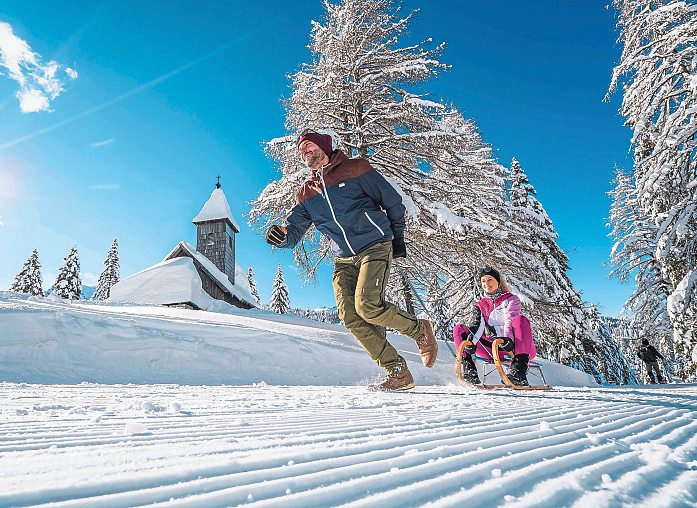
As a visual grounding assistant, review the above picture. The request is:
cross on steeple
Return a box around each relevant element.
[216,175,221,189]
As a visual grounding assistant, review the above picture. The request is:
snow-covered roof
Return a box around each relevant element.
[110,241,255,309]
[109,257,215,309]
[164,241,254,306]
[192,187,240,232]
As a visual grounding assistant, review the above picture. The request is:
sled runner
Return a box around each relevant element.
[456,339,552,390]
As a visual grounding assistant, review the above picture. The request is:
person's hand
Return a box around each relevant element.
[497,337,515,352]
[265,225,287,246]
[392,237,406,258]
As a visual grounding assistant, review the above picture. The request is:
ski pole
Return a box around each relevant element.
[393,263,457,359]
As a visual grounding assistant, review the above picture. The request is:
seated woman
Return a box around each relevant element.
[453,266,537,386]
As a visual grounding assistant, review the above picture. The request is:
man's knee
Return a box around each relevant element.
[355,292,384,322]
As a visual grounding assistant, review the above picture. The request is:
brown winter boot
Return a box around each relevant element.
[370,362,415,392]
[415,319,438,368]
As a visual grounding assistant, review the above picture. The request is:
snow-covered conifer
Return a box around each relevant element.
[426,275,452,342]
[247,267,261,305]
[607,168,674,357]
[609,0,697,378]
[10,250,44,296]
[93,239,120,301]
[587,305,638,384]
[506,157,597,371]
[269,265,291,314]
[52,246,82,300]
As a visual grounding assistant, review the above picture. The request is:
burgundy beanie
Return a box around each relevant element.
[298,131,334,157]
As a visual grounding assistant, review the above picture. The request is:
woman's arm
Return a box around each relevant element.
[466,303,485,343]
[503,295,522,338]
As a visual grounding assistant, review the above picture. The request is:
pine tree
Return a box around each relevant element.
[52,246,82,300]
[426,275,452,342]
[507,157,598,372]
[248,0,607,380]
[608,0,697,378]
[92,239,120,301]
[607,168,674,357]
[9,250,44,296]
[247,267,261,305]
[587,305,638,384]
[269,265,291,314]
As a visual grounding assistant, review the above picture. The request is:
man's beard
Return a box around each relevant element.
[305,149,324,170]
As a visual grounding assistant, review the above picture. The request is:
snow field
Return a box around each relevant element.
[0,292,595,387]
[1,383,696,507]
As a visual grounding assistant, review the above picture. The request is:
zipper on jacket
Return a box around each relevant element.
[364,211,385,236]
[319,167,356,255]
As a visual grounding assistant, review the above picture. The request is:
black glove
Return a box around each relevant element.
[392,237,406,258]
[497,337,515,352]
[265,225,287,246]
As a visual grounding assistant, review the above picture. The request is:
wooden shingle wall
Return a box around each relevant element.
[196,220,236,285]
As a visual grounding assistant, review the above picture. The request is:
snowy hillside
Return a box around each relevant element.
[1,292,696,507]
[0,292,595,387]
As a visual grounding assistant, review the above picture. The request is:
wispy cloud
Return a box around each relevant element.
[90,138,115,148]
[89,183,120,191]
[0,216,4,226]
[0,24,267,151]
[0,22,77,113]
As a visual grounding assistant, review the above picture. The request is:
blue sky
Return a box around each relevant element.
[0,1,634,316]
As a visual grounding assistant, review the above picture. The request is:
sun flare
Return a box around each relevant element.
[0,167,21,201]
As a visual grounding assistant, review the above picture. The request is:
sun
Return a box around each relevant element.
[0,166,22,201]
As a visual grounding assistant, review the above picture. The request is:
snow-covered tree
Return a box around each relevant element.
[587,305,638,384]
[608,0,697,378]
[607,168,674,355]
[506,157,598,371]
[250,0,509,287]
[249,0,608,380]
[269,265,291,314]
[52,246,82,300]
[247,267,261,305]
[92,239,120,301]
[426,275,453,342]
[9,250,44,296]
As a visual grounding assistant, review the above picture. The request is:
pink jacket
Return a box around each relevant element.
[467,292,522,342]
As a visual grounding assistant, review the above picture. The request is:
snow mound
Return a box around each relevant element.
[0,292,597,387]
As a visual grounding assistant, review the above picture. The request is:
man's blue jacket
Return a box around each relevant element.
[279,150,406,257]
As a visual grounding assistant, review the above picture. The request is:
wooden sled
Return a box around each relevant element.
[456,339,552,390]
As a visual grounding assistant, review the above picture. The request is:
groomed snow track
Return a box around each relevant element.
[1,383,696,507]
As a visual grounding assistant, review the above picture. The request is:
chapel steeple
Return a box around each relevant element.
[192,179,239,285]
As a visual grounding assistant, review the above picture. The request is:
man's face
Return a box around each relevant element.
[298,140,327,170]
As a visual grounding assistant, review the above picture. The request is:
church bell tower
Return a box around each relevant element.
[192,177,239,285]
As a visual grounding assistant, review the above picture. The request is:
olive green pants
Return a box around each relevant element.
[332,241,421,371]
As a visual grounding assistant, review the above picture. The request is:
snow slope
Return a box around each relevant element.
[0,292,595,387]
[1,292,695,507]
[1,383,695,507]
